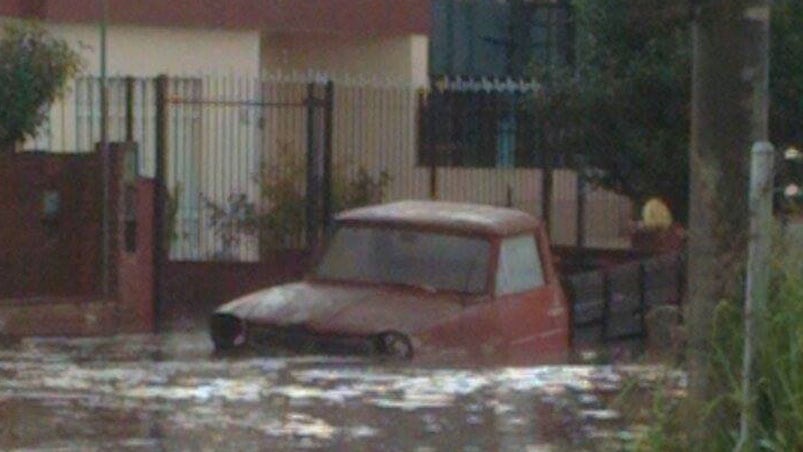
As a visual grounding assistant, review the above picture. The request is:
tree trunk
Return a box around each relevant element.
[687,0,770,442]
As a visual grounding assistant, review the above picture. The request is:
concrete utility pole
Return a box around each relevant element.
[687,0,771,444]
[738,142,774,451]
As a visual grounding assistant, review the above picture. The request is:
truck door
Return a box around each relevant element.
[495,232,569,364]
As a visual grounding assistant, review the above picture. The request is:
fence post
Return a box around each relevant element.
[322,81,334,236]
[576,171,586,248]
[125,76,135,142]
[566,281,576,348]
[542,152,553,236]
[305,83,321,253]
[153,75,169,333]
[601,270,611,343]
[677,252,686,305]
[417,89,439,200]
[638,262,647,338]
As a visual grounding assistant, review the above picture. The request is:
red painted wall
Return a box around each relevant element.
[116,179,156,333]
[0,152,102,299]
[0,144,156,335]
[161,252,308,328]
[0,0,432,36]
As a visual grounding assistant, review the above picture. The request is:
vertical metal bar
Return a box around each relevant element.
[576,171,586,248]
[235,76,244,259]
[213,76,222,258]
[542,136,554,234]
[153,74,169,333]
[99,0,111,297]
[74,78,82,152]
[125,76,135,142]
[322,81,335,235]
[601,270,611,343]
[420,90,438,199]
[677,251,686,305]
[638,262,647,338]
[566,282,576,348]
[177,78,187,259]
[305,83,319,252]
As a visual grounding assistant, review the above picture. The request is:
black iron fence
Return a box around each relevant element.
[28,74,634,263]
[566,252,686,344]
[419,76,567,169]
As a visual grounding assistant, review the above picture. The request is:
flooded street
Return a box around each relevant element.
[0,333,682,451]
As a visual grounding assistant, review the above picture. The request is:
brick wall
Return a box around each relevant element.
[0,152,102,299]
[0,144,156,336]
[160,252,308,330]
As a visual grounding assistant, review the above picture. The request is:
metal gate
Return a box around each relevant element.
[159,77,333,262]
[152,76,333,329]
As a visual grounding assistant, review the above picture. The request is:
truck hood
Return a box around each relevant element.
[214,281,465,336]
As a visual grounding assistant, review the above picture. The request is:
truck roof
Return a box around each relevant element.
[335,200,540,236]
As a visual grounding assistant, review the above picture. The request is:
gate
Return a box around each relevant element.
[154,77,333,330]
[35,74,634,332]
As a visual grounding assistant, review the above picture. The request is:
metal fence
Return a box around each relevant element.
[567,252,685,344]
[26,74,633,262]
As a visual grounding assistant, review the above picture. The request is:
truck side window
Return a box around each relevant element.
[496,234,544,296]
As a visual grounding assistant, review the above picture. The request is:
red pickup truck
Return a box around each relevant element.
[210,200,571,364]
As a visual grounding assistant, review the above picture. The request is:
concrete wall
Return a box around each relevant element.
[0,145,157,336]
[48,23,262,77]
[0,153,102,298]
[161,252,308,331]
[21,23,261,155]
[262,33,429,87]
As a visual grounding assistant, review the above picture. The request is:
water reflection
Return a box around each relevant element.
[0,334,682,450]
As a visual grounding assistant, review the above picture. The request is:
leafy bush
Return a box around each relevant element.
[205,144,391,256]
[636,228,803,450]
[0,20,83,148]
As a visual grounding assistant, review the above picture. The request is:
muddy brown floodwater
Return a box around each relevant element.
[0,333,684,451]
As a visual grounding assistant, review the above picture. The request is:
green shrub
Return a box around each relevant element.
[637,229,803,450]
[0,20,83,148]
[205,144,391,256]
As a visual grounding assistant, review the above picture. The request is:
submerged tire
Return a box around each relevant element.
[374,332,414,360]
[210,314,246,352]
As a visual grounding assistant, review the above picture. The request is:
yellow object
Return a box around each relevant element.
[642,198,673,230]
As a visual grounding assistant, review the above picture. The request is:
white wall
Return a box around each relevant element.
[262,33,429,87]
[25,23,261,152]
[27,23,262,261]
[49,23,261,77]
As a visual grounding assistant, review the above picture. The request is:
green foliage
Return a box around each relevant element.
[531,0,803,224]
[256,150,310,251]
[636,230,803,450]
[0,20,83,148]
[205,144,391,256]
[770,0,803,151]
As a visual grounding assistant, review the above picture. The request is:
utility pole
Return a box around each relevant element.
[737,142,774,451]
[687,0,771,445]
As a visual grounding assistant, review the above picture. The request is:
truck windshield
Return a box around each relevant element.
[315,226,491,294]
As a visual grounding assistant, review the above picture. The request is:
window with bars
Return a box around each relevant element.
[417,79,566,169]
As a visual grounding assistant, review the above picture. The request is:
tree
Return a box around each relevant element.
[531,0,802,224]
[0,20,83,150]
[688,0,771,448]
[531,0,690,221]
[770,0,803,151]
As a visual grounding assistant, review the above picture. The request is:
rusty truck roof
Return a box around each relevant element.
[336,200,540,236]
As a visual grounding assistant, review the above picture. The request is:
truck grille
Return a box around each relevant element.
[245,323,376,356]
